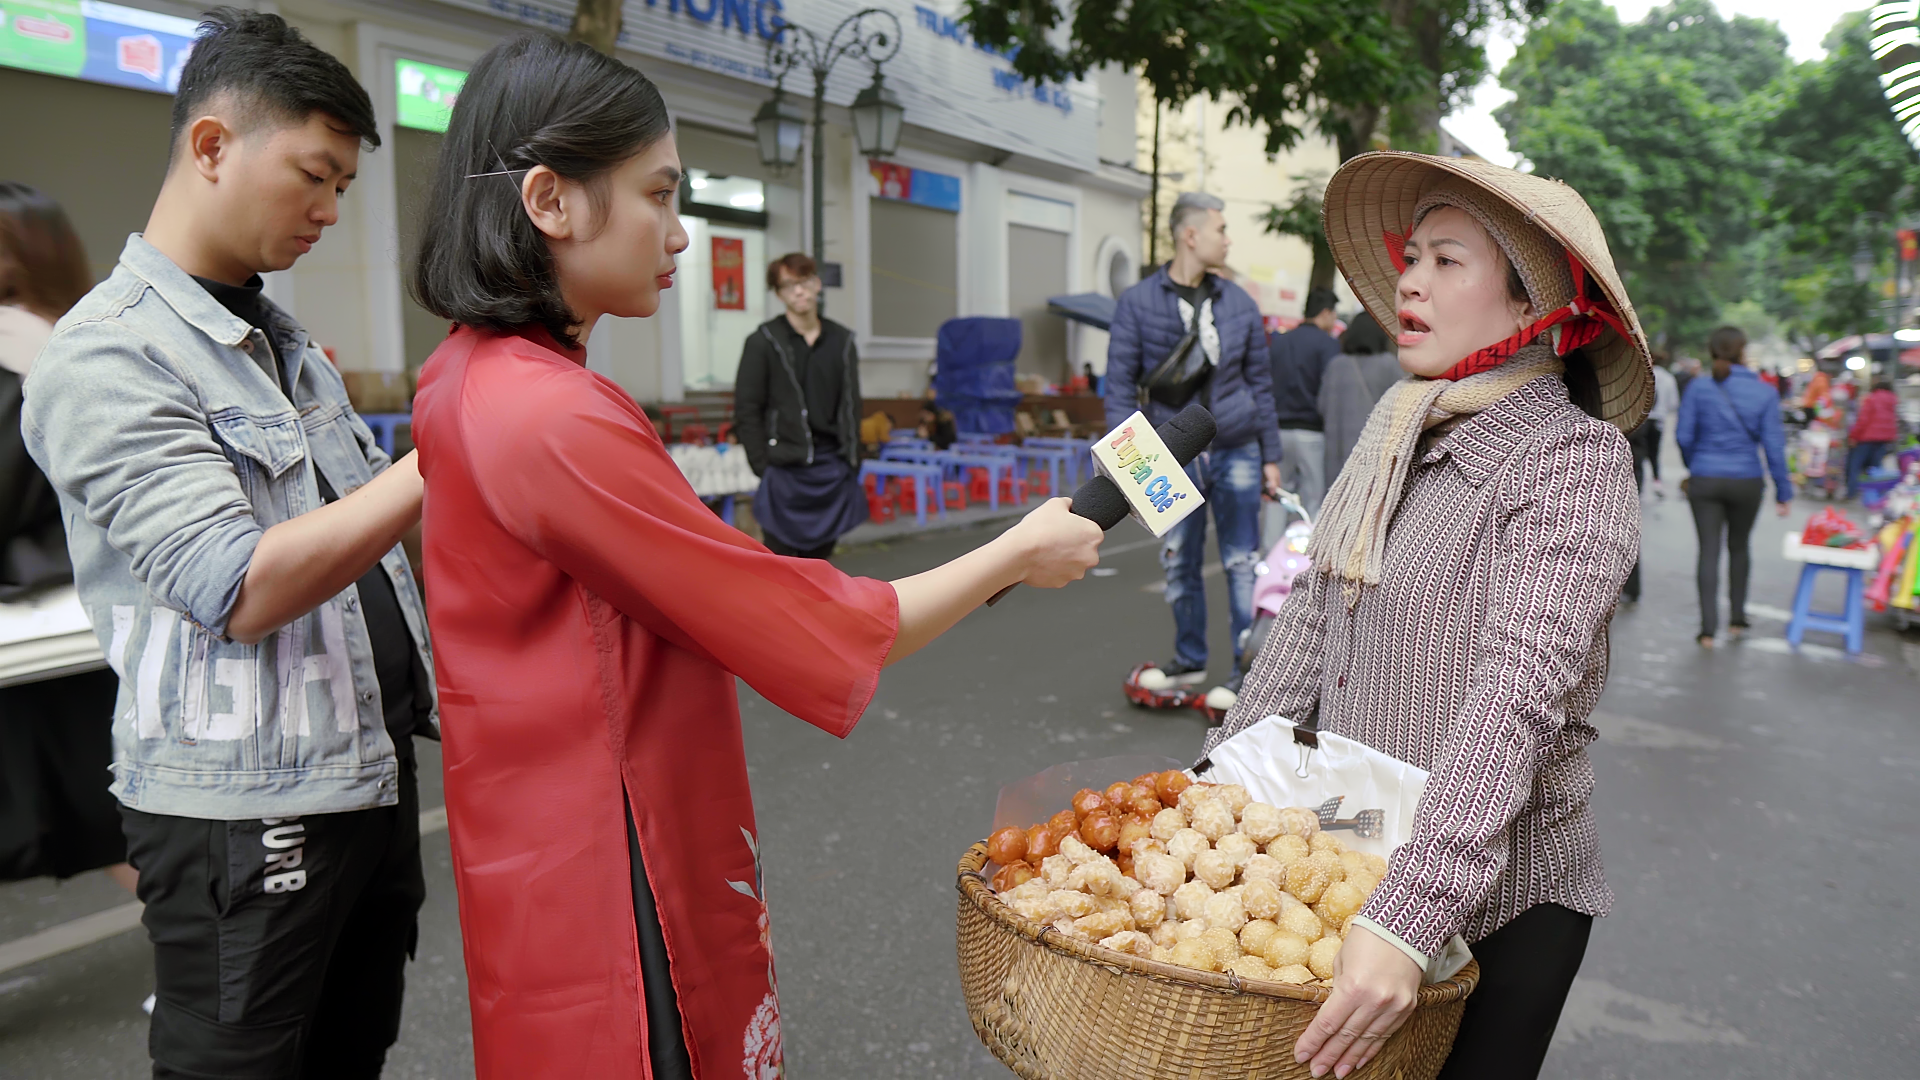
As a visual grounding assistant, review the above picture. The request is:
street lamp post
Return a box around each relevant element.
[755,9,905,284]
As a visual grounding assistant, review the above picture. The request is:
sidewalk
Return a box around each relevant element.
[835,497,1035,549]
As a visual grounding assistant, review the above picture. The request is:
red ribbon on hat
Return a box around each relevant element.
[1380,230,1631,382]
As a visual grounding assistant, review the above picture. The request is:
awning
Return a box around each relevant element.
[1047,293,1117,331]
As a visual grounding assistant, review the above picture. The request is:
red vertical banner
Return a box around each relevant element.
[711,236,745,310]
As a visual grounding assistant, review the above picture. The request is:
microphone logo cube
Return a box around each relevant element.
[1090,411,1206,538]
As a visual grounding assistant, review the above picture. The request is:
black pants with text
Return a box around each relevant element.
[121,755,424,1080]
[1436,902,1593,1080]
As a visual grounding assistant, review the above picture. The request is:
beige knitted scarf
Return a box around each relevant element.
[1308,342,1565,588]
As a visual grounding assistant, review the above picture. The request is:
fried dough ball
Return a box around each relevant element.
[1307,936,1342,980]
[1192,849,1236,890]
[1260,930,1311,969]
[1102,781,1133,811]
[1214,833,1258,870]
[1215,784,1252,817]
[1278,900,1324,944]
[1172,879,1215,921]
[1058,834,1096,865]
[1168,939,1217,972]
[1270,963,1315,985]
[1266,834,1311,865]
[1007,893,1051,922]
[991,862,1036,892]
[1072,788,1107,820]
[1238,802,1285,845]
[1126,836,1168,861]
[1339,850,1372,882]
[1204,891,1248,934]
[1004,876,1049,905]
[1135,851,1187,896]
[1150,807,1188,842]
[1075,909,1130,941]
[1226,956,1276,982]
[1041,853,1074,889]
[1345,872,1379,897]
[1286,859,1333,905]
[1176,784,1216,815]
[1307,850,1346,884]
[1150,921,1183,949]
[1117,814,1154,856]
[1359,852,1388,878]
[1339,914,1359,940]
[1151,945,1175,964]
[1175,918,1208,943]
[1047,809,1078,838]
[1239,918,1280,956]
[1051,917,1087,941]
[1167,828,1209,870]
[1119,874,1143,895]
[1046,890,1096,921]
[1025,825,1060,864]
[1067,857,1127,897]
[1099,930,1156,958]
[1241,877,1283,921]
[1130,888,1167,929]
[1201,926,1242,968]
[1276,806,1321,838]
[1308,831,1345,856]
[1241,853,1285,887]
[1155,769,1193,805]
[1190,799,1236,842]
[1080,813,1121,854]
[1314,880,1367,928]
[988,826,1028,867]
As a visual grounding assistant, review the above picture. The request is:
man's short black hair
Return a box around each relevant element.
[170,7,379,154]
[1304,288,1339,320]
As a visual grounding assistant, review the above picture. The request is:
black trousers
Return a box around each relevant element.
[0,668,125,880]
[1687,475,1766,637]
[763,535,837,560]
[121,754,425,1080]
[1436,903,1593,1080]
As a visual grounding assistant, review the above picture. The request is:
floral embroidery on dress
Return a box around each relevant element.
[727,826,783,1079]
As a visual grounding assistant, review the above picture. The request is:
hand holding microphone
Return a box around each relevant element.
[988,404,1217,606]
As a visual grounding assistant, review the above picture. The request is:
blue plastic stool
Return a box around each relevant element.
[1784,563,1865,654]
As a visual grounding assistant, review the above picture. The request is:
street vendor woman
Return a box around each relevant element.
[1203,153,1653,1080]
[407,34,1103,1080]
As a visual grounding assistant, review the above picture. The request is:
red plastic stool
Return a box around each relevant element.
[998,475,1028,504]
[942,480,968,510]
[969,467,992,503]
[865,489,896,523]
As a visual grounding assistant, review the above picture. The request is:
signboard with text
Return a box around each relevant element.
[0,0,196,92]
[439,0,1100,172]
[396,57,467,133]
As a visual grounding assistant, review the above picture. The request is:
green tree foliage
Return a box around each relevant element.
[1497,2,1919,351]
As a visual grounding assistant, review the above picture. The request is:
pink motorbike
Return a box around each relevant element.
[1238,488,1314,671]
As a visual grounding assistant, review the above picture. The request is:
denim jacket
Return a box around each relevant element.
[22,235,435,819]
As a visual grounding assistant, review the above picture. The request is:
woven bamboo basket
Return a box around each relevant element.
[956,842,1478,1079]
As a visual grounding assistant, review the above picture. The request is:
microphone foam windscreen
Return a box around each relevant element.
[1069,474,1132,530]
[1161,403,1217,465]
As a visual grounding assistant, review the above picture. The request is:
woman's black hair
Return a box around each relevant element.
[1338,311,1391,356]
[412,33,672,348]
[1707,325,1747,365]
[1506,261,1603,420]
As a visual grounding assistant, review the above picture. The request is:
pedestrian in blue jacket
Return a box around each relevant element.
[1104,192,1282,702]
[1675,325,1793,647]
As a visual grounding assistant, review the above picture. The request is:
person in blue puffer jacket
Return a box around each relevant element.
[1674,325,1793,648]
[1105,192,1282,702]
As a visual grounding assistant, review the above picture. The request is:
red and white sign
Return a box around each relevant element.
[117,34,162,81]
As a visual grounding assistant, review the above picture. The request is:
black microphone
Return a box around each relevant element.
[985,403,1217,606]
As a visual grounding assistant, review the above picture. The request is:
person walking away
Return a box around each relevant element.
[1673,354,1701,397]
[1646,350,1679,496]
[0,184,143,907]
[734,251,867,559]
[1268,287,1343,515]
[23,13,435,1076]
[1316,310,1400,487]
[1674,325,1792,648]
[405,36,1103,1076]
[1104,192,1282,704]
[1211,152,1649,1080]
[1845,379,1900,499]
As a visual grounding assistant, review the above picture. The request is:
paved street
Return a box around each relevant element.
[3,477,1917,1079]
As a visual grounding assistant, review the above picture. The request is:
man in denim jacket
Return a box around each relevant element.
[23,12,432,1077]
[1105,192,1282,705]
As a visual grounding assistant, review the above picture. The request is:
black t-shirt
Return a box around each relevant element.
[770,317,850,458]
[193,275,420,754]
[1169,279,1206,315]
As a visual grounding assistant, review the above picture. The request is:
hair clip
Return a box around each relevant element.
[467,142,526,182]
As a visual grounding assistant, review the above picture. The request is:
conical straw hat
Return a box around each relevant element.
[1322,152,1655,431]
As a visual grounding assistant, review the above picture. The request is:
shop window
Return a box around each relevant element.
[870,198,958,339]
[677,216,767,391]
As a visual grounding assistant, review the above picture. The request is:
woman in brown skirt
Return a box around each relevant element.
[1202,153,1654,1080]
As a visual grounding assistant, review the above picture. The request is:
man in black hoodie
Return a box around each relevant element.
[1267,288,1342,516]
[733,252,868,558]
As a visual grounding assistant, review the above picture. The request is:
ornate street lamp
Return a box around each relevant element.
[757,8,904,284]
[752,88,806,170]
